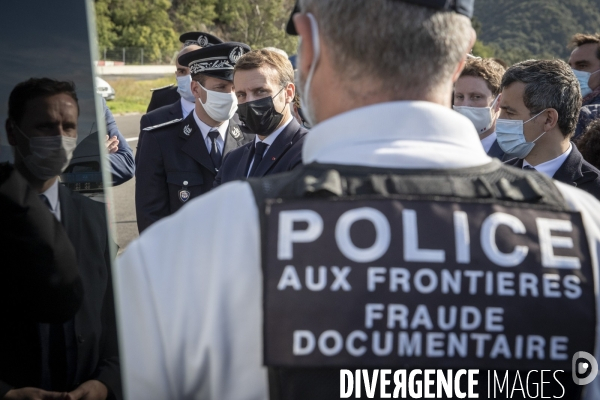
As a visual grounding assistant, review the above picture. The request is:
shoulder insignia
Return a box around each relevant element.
[183,125,192,135]
[150,83,175,92]
[231,125,242,140]
[142,118,183,131]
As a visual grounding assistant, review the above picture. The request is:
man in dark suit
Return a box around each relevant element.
[499,60,600,199]
[214,49,308,186]
[3,78,120,400]
[135,42,254,233]
[145,32,224,113]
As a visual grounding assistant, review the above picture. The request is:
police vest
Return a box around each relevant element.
[248,160,596,400]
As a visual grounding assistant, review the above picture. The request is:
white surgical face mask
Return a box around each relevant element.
[496,109,548,159]
[572,68,600,98]
[297,13,320,127]
[13,122,78,181]
[198,82,237,122]
[176,74,196,103]
[453,95,499,135]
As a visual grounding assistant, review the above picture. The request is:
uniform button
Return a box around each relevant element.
[183,180,188,185]
[77,335,85,344]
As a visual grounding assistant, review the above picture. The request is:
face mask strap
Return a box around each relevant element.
[524,108,548,124]
[272,86,287,114]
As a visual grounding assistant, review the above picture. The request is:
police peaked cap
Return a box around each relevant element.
[178,42,251,82]
[179,32,224,48]
[285,0,475,35]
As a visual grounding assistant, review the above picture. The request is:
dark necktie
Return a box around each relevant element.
[248,141,269,177]
[523,165,537,171]
[39,194,51,210]
[38,194,68,390]
[208,129,222,170]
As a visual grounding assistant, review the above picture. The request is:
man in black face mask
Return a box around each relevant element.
[214,49,308,186]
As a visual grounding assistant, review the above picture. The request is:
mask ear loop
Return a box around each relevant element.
[525,108,549,143]
[302,13,320,106]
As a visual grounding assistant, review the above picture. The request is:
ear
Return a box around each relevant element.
[285,82,295,104]
[191,80,203,100]
[543,108,559,132]
[451,27,477,84]
[294,13,315,82]
[5,119,17,146]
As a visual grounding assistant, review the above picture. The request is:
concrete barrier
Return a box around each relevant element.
[96,65,175,76]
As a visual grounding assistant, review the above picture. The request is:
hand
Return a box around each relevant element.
[3,387,68,400]
[65,380,107,400]
[105,135,119,154]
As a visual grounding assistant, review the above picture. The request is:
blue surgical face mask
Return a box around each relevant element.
[572,68,600,98]
[496,109,548,159]
[176,74,196,103]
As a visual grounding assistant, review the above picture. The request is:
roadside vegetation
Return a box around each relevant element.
[105,76,174,114]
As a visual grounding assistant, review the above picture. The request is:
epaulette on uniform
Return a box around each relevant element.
[150,83,174,92]
[142,118,182,131]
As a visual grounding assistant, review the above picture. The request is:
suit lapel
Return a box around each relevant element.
[253,119,300,177]
[235,144,254,178]
[179,112,217,174]
[170,99,183,119]
[487,140,504,159]
[223,121,245,156]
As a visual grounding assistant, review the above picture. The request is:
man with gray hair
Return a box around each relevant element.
[502,59,600,198]
[116,1,600,399]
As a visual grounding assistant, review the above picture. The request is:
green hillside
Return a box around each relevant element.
[473,0,600,64]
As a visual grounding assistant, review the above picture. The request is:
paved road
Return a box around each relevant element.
[113,113,142,253]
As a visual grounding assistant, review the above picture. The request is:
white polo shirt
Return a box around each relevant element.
[116,101,600,400]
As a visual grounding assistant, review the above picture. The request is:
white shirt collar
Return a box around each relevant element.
[523,143,573,178]
[193,109,229,142]
[302,101,492,169]
[480,131,497,153]
[181,98,195,118]
[254,115,293,148]
[40,178,61,221]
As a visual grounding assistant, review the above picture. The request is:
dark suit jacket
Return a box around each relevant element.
[136,100,183,164]
[146,85,180,113]
[504,143,600,199]
[486,139,506,160]
[0,185,121,399]
[135,112,254,232]
[0,165,82,323]
[214,119,308,187]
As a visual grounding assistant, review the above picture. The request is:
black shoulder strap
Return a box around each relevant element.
[248,160,568,211]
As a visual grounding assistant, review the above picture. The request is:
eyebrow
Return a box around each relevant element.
[235,85,269,95]
[499,105,517,113]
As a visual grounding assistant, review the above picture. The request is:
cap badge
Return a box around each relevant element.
[183,125,192,135]
[198,35,209,47]
[229,46,244,64]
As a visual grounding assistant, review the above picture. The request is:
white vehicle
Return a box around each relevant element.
[95,76,115,100]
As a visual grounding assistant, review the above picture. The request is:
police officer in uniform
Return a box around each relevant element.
[145,32,223,113]
[135,42,254,233]
[118,1,600,399]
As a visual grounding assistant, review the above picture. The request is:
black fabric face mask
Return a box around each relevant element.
[237,89,285,136]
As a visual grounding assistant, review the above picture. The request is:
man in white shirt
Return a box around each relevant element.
[501,59,600,199]
[214,49,308,186]
[117,0,600,399]
[453,58,506,159]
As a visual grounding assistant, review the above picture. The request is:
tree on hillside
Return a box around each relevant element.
[170,0,218,33]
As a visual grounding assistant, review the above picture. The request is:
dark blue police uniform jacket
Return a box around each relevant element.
[146,85,180,113]
[103,99,135,186]
[135,111,254,232]
[137,100,183,164]
[504,143,600,199]
[214,118,308,187]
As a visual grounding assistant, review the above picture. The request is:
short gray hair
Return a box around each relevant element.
[501,59,582,137]
[299,0,473,96]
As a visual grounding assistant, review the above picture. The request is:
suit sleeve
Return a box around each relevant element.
[104,100,135,186]
[135,133,170,233]
[91,237,122,400]
[0,164,83,323]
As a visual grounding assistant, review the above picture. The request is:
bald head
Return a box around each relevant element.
[176,45,202,77]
